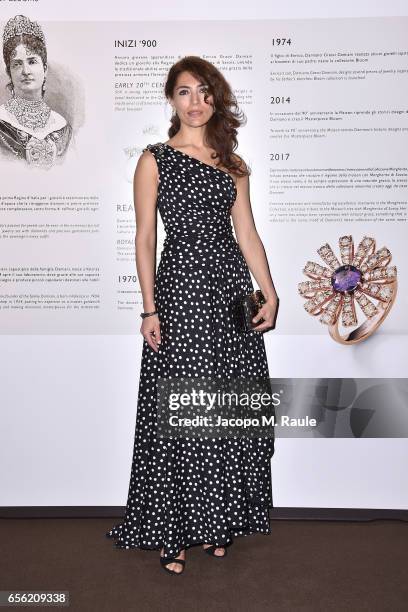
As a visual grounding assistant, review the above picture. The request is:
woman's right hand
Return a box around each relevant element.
[141,314,162,352]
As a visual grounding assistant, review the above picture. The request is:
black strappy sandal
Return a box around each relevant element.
[160,554,186,575]
[203,544,228,558]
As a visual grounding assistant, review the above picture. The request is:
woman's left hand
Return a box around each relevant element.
[252,297,279,333]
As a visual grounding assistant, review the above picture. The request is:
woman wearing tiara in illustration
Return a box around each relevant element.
[106,56,279,575]
[0,15,72,168]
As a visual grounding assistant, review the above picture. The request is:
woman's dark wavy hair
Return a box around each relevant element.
[3,34,47,94]
[164,56,250,178]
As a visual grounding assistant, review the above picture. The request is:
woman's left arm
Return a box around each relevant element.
[231,160,279,332]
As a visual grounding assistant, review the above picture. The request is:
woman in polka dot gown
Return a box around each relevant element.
[106,57,279,575]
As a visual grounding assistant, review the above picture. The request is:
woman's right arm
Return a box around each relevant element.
[133,150,161,352]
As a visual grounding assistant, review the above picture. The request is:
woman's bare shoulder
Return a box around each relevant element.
[135,147,159,186]
[137,147,158,169]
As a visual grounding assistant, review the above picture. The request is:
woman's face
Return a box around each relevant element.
[9,43,47,99]
[169,71,215,127]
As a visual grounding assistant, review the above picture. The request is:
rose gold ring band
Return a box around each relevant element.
[328,279,398,344]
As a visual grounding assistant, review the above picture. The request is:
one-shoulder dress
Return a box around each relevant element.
[106,142,274,561]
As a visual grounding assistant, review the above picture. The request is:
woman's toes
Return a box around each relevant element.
[161,548,185,573]
[203,543,226,556]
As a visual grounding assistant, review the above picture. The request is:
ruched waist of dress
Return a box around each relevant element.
[159,224,244,270]
[163,224,235,244]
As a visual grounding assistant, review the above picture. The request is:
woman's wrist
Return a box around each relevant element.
[265,293,279,304]
[140,310,158,319]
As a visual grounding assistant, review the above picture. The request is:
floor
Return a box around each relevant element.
[0,518,407,611]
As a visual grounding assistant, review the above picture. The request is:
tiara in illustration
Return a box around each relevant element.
[3,15,46,46]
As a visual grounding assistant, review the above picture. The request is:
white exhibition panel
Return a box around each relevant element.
[1,335,407,508]
[0,1,407,508]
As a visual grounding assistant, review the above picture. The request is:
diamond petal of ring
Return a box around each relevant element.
[298,235,398,344]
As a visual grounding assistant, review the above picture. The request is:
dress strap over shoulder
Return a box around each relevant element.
[142,142,166,159]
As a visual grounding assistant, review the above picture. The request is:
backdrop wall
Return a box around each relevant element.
[0,0,407,510]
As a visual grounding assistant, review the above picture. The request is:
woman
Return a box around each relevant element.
[0,14,71,168]
[106,56,279,575]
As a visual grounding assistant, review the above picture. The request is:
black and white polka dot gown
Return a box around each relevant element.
[106,142,274,561]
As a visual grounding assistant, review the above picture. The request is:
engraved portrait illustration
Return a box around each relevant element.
[0,15,81,169]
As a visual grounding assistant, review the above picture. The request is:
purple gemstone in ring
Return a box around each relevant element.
[331,265,361,293]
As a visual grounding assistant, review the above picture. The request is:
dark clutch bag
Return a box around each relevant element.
[232,289,279,334]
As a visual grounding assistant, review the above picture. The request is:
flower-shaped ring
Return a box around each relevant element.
[298,235,398,344]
